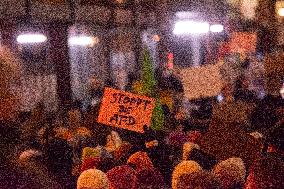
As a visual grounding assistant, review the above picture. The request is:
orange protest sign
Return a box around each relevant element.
[97,88,156,133]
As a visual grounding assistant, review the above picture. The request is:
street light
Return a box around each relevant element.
[17,33,47,44]
[173,20,210,35]
[68,36,99,47]
[210,24,224,33]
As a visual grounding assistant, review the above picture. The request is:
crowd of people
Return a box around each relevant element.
[0,46,284,189]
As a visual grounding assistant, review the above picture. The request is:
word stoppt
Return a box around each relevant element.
[97,88,156,133]
[110,93,152,110]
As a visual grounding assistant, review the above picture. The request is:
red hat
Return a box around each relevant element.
[107,165,137,189]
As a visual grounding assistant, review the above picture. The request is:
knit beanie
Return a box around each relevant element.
[77,169,109,189]
[127,151,154,171]
[107,165,137,189]
[172,160,202,189]
[213,157,246,188]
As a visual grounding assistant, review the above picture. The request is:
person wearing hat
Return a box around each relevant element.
[245,156,284,189]
[0,46,60,188]
[172,160,202,189]
[127,151,155,171]
[77,169,109,189]
[213,157,246,189]
[177,170,222,189]
[107,165,137,189]
[265,123,284,161]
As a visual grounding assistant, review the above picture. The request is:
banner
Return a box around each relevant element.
[97,87,156,133]
[200,119,262,168]
[181,63,223,100]
[211,101,256,124]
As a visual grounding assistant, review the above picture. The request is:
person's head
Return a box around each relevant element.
[18,149,43,165]
[177,170,222,189]
[213,157,246,189]
[77,169,109,189]
[136,168,165,189]
[81,156,101,173]
[245,156,284,189]
[249,132,265,151]
[0,46,22,121]
[182,142,200,161]
[172,161,202,189]
[81,147,99,161]
[113,142,133,164]
[105,131,122,153]
[187,130,203,144]
[127,151,154,171]
[107,165,137,189]
[175,110,187,121]
[266,123,284,154]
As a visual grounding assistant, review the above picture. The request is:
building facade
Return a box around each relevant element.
[0,0,161,112]
[0,0,282,112]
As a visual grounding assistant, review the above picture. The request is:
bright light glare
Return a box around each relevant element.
[210,24,224,33]
[278,8,284,17]
[173,21,209,35]
[280,85,284,99]
[68,36,99,47]
[17,33,47,44]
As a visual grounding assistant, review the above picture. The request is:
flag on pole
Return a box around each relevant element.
[141,49,156,97]
[140,48,164,131]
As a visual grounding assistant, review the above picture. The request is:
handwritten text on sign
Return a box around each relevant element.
[97,88,156,133]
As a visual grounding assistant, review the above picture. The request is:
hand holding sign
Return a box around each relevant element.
[97,88,156,133]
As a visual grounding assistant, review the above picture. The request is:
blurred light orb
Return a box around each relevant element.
[280,86,284,99]
[17,33,47,44]
[152,35,160,42]
[210,24,224,33]
[278,8,284,17]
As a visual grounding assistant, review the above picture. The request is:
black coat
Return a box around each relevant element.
[250,95,283,132]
